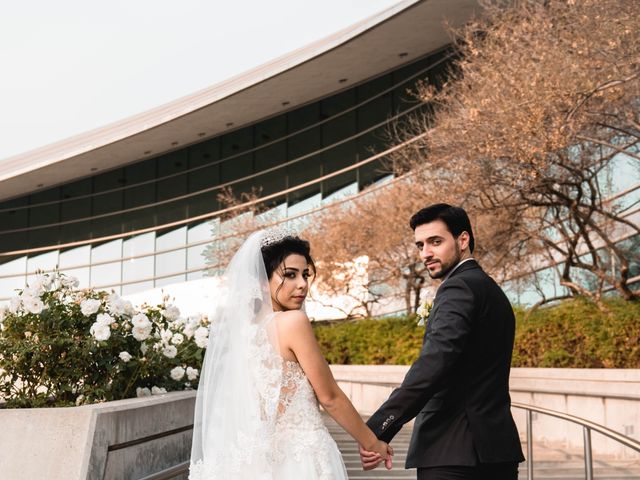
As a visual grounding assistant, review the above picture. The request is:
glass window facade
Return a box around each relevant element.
[0,49,452,299]
[1,46,635,303]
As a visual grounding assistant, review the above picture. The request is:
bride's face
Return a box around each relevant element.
[269,253,310,311]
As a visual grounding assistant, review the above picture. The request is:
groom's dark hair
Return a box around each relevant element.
[409,204,475,253]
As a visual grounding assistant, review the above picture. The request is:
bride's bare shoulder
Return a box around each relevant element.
[274,310,314,343]
[274,309,310,329]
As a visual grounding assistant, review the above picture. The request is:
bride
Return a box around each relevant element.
[189,228,392,479]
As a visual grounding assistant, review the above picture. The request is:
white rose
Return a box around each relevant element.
[170,366,185,381]
[30,275,51,294]
[131,313,150,328]
[183,322,196,339]
[136,387,151,397]
[160,329,173,345]
[162,305,180,321]
[140,343,149,354]
[107,293,127,316]
[119,351,132,362]
[151,386,167,395]
[186,367,199,381]
[96,313,114,327]
[194,326,209,349]
[162,345,178,359]
[80,298,101,316]
[183,314,202,338]
[9,296,21,313]
[171,333,184,345]
[132,325,152,342]
[90,322,111,341]
[61,275,79,288]
[21,286,41,299]
[131,313,152,341]
[123,300,135,316]
[75,394,85,406]
[171,317,186,329]
[23,297,45,315]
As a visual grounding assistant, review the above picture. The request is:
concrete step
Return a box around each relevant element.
[323,414,640,480]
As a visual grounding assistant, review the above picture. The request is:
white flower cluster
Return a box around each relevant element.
[169,365,199,382]
[119,351,132,362]
[2,270,210,402]
[9,274,52,315]
[132,313,153,341]
[89,313,116,342]
[83,292,136,343]
[416,297,434,327]
[108,293,134,317]
[180,314,209,348]
[136,386,167,397]
[7,272,83,317]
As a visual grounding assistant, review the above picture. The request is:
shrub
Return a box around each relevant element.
[512,298,640,368]
[313,298,640,368]
[0,271,209,408]
[313,316,423,365]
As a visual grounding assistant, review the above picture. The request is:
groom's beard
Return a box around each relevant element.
[427,245,462,280]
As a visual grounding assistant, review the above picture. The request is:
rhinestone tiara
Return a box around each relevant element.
[260,226,297,248]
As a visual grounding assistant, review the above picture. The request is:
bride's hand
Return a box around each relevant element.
[360,440,393,470]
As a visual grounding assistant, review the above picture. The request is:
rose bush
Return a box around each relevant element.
[0,271,209,408]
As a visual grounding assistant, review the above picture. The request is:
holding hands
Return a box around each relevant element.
[359,440,394,471]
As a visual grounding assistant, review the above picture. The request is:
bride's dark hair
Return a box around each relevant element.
[261,236,316,279]
[261,236,316,310]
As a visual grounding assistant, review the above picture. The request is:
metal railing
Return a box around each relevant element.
[138,401,640,480]
[0,132,427,259]
[511,402,640,480]
[0,180,637,300]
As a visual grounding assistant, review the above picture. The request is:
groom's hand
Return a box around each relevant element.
[359,443,393,470]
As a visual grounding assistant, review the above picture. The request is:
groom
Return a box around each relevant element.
[361,204,524,479]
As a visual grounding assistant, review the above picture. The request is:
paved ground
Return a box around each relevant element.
[323,415,640,480]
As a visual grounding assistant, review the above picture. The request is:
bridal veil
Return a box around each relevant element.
[190,230,283,479]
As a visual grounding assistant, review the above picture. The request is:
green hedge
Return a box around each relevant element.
[314,316,423,365]
[513,298,640,368]
[313,298,640,368]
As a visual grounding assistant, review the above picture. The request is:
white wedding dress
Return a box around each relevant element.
[273,358,348,479]
[189,230,349,479]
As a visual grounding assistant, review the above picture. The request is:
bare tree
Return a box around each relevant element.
[392,0,640,305]
[304,176,445,315]
[202,187,278,274]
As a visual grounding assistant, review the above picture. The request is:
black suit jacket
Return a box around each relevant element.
[367,260,524,468]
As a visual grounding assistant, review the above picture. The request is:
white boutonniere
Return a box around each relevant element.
[416,297,434,327]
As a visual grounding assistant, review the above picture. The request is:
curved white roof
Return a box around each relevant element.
[0,0,478,201]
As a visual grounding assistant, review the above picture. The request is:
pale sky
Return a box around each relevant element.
[0,0,400,161]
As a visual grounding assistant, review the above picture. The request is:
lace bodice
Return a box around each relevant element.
[274,359,341,479]
[277,359,325,429]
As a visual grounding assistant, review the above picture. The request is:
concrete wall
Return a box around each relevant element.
[510,368,640,459]
[0,391,196,480]
[331,366,640,459]
[1,368,638,478]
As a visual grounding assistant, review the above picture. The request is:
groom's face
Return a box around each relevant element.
[414,220,467,279]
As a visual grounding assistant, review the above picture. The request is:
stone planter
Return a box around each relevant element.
[0,390,195,480]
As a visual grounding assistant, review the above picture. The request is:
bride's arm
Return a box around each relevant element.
[276,310,392,463]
